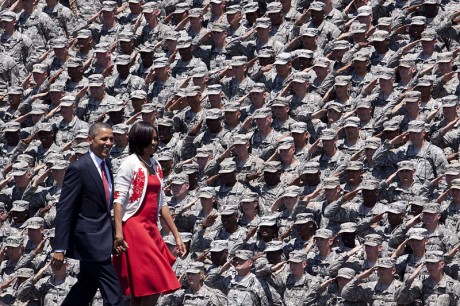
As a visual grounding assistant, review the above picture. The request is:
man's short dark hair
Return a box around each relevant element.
[128,121,158,155]
[89,122,112,138]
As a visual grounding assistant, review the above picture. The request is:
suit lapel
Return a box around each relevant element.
[84,153,109,209]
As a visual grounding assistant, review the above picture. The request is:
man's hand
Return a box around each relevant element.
[389,132,409,146]
[357,267,374,280]
[50,252,65,270]
[34,238,48,255]
[114,235,129,255]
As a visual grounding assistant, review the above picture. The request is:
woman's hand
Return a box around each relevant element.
[114,234,129,255]
[174,237,187,256]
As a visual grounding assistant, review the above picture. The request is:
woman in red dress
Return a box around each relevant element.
[113,121,186,306]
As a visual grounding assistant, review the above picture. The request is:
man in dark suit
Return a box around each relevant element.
[51,122,123,306]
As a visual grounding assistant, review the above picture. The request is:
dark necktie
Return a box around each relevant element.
[100,160,110,207]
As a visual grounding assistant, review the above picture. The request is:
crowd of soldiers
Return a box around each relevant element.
[1,0,460,304]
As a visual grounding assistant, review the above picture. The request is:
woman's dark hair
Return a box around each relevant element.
[128,121,158,155]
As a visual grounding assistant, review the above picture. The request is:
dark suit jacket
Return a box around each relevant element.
[54,152,114,262]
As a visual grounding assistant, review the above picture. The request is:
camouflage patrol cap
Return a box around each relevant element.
[177,36,192,49]
[423,203,441,214]
[118,30,134,42]
[67,57,83,68]
[338,222,357,234]
[10,162,29,176]
[17,154,34,165]
[223,102,240,112]
[219,160,236,174]
[265,240,283,252]
[51,159,69,170]
[416,75,433,87]
[284,185,301,197]
[378,67,395,79]
[235,250,253,260]
[356,98,372,109]
[3,121,20,132]
[376,257,395,268]
[107,101,124,112]
[370,30,389,42]
[386,201,406,215]
[198,187,216,198]
[130,89,147,100]
[425,251,444,263]
[397,160,415,171]
[189,8,203,17]
[399,56,416,67]
[32,64,48,73]
[288,250,308,262]
[323,177,340,189]
[226,5,241,14]
[141,103,156,113]
[364,234,382,246]
[264,161,281,173]
[182,162,199,174]
[152,57,169,69]
[274,52,292,65]
[344,117,360,128]
[50,82,65,93]
[309,1,325,11]
[94,42,110,53]
[16,268,34,279]
[357,5,372,16]
[296,49,314,58]
[75,129,88,139]
[211,23,227,32]
[115,54,131,66]
[250,83,266,93]
[302,161,320,174]
[350,22,367,34]
[408,228,427,240]
[11,200,29,212]
[205,108,222,120]
[259,215,278,227]
[255,17,271,29]
[191,66,208,78]
[314,57,331,68]
[240,191,259,202]
[4,235,22,247]
[88,74,105,87]
[233,135,249,145]
[170,173,189,184]
[220,205,239,215]
[142,2,160,13]
[207,84,222,95]
[26,217,45,229]
[353,52,368,62]
[301,26,318,37]
[52,37,68,48]
[244,2,258,13]
[332,40,351,50]
[410,16,426,25]
[337,268,356,279]
[291,122,308,133]
[180,232,192,242]
[377,17,392,26]
[253,107,272,119]
[196,145,213,158]
[292,72,310,83]
[210,240,228,252]
[157,151,174,161]
[271,96,290,107]
[231,56,247,67]
[451,178,460,189]
[30,103,49,115]
[294,213,315,225]
[278,136,295,150]
[441,95,458,107]
[8,86,23,95]
[174,2,190,14]
[314,228,333,239]
[1,11,16,22]
[77,29,92,39]
[361,179,380,190]
[346,161,363,171]
[266,1,282,13]
[421,29,436,41]
[383,119,399,131]
[101,1,117,11]
[320,128,338,140]
[186,262,205,274]
[75,142,89,154]
[407,120,426,133]
[157,118,173,128]
[438,52,453,63]
[45,228,55,238]
[186,86,201,97]
[335,75,351,86]
[112,124,129,134]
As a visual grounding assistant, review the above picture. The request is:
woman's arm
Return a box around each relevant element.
[160,205,186,256]
[113,202,128,255]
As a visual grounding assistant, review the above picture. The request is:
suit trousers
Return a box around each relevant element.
[61,259,123,306]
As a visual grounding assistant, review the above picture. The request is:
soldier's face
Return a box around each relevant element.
[377,267,394,281]
[259,225,276,239]
[346,170,362,185]
[315,237,333,250]
[232,257,252,272]
[266,250,282,264]
[263,171,280,185]
[327,109,342,123]
[422,212,440,227]
[102,10,115,23]
[256,27,270,40]
[337,277,351,289]
[186,272,201,286]
[27,228,43,244]
[0,20,14,31]
[171,183,188,197]
[425,261,444,276]
[14,174,31,189]
[289,261,306,277]
[210,250,227,265]
[6,245,22,260]
[310,10,324,24]
[37,131,54,147]
[4,131,19,145]
[22,0,36,10]
[356,107,372,121]
[189,16,202,27]
[344,126,359,139]
[241,201,257,214]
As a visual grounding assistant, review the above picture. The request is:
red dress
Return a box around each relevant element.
[113,174,181,297]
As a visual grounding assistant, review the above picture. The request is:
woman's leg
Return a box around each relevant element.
[140,294,160,306]
[130,296,142,306]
